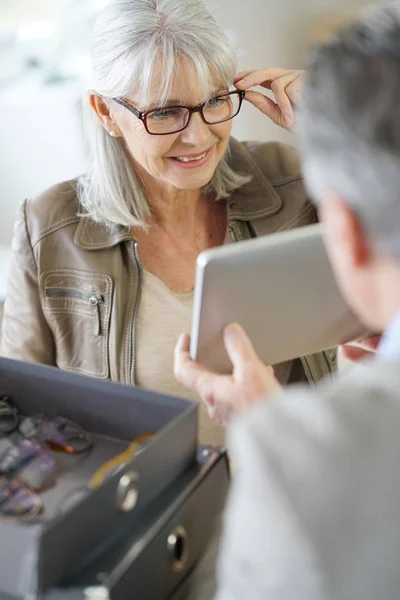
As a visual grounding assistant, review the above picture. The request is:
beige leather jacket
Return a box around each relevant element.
[0,137,336,386]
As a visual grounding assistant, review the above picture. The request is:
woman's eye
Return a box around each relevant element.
[150,109,176,120]
[207,97,226,108]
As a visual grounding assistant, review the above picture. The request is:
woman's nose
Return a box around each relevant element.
[179,111,211,146]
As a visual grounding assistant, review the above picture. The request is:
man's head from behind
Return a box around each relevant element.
[300,1,400,332]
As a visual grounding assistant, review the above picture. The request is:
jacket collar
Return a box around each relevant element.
[75,137,281,251]
[74,218,133,251]
[226,137,282,221]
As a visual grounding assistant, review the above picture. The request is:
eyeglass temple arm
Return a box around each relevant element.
[113,97,143,118]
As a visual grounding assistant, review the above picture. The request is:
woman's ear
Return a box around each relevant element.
[89,92,120,137]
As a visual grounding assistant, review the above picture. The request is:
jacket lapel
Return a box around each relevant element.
[227,137,282,221]
[74,218,134,251]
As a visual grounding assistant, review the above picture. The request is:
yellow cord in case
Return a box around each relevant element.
[89,432,155,489]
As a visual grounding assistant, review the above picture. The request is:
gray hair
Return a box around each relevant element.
[299,0,400,259]
[78,0,250,229]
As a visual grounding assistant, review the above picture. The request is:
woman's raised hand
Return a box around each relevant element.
[234,68,304,131]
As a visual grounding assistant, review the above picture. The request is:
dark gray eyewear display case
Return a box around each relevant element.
[0,358,229,600]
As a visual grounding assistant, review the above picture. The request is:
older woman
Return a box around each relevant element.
[0,0,336,446]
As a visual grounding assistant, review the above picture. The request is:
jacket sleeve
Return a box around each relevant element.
[215,372,400,600]
[214,389,325,600]
[0,200,56,365]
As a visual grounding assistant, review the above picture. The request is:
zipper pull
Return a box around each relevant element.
[89,293,104,336]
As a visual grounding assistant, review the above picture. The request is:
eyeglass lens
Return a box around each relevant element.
[146,93,241,134]
[20,416,93,454]
[0,478,42,518]
[0,397,93,520]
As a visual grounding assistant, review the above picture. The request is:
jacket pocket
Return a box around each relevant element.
[40,270,113,378]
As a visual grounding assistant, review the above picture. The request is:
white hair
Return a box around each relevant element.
[78,0,250,229]
[299,1,400,259]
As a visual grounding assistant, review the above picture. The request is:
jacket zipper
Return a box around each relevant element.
[126,223,323,387]
[45,288,104,336]
[229,221,242,243]
[229,222,316,387]
[132,224,245,385]
[130,241,143,385]
[300,357,315,386]
[323,349,336,373]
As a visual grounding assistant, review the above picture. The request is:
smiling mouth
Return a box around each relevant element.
[174,151,208,163]
[168,147,213,164]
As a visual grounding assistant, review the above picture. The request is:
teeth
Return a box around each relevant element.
[175,152,207,163]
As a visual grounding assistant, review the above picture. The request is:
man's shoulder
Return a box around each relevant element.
[231,357,400,471]
[229,137,302,186]
[315,356,400,414]
[22,179,81,247]
[221,358,400,598]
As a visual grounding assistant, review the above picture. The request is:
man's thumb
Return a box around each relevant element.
[223,323,258,370]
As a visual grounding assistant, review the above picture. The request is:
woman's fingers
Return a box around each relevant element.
[243,90,286,130]
[270,74,296,129]
[235,67,295,90]
[243,90,278,117]
[233,70,254,84]
[285,75,303,107]
[235,68,303,131]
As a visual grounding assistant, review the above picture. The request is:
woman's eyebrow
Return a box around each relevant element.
[147,88,230,110]
[145,99,183,110]
[211,88,229,97]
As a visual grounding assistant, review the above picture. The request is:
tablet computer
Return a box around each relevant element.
[190,223,366,373]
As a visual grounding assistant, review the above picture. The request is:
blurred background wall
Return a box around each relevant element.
[0,0,384,284]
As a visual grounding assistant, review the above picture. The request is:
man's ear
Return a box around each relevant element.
[319,196,371,268]
[89,92,119,136]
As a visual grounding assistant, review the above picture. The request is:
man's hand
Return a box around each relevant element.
[234,67,304,131]
[174,323,282,425]
[340,334,382,362]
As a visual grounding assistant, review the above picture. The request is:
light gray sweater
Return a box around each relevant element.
[215,358,400,600]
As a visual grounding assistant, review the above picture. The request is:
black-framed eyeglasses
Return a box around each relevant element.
[113,90,245,135]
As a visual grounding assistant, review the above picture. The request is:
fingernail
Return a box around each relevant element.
[177,332,188,347]
[224,323,239,340]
